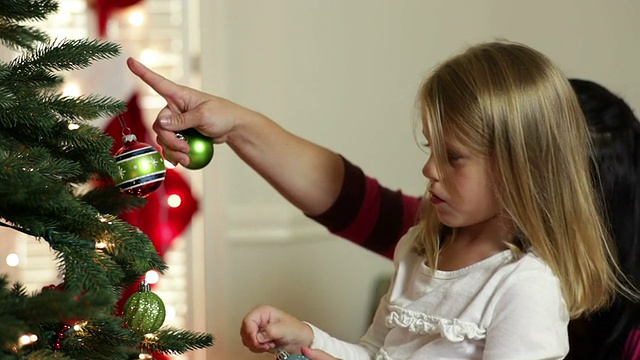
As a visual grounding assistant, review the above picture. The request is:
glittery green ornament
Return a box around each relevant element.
[176,128,214,170]
[123,283,166,334]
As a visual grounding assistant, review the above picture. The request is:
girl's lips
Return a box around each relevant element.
[429,192,445,204]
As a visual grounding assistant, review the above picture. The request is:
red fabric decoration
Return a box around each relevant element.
[117,168,199,258]
[92,0,143,37]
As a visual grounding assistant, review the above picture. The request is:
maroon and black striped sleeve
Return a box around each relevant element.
[307,156,421,260]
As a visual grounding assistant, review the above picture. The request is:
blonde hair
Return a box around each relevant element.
[415,40,624,318]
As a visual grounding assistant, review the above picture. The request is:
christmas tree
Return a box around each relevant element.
[0,0,213,358]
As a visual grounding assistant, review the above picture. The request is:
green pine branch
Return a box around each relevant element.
[12,285,116,324]
[80,184,147,217]
[48,125,120,180]
[0,0,58,22]
[0,64,15,107]
[11,39,121,73]
[143,328,215,355]
[22,349,73,360]
[0,23,49,52]
[0,146,83,182]
[54,244,125,293]
[42,93,127,122]
[59,316,139,360]
[96,217,168,276]
[0,87,14,108]
[0,126,119,183]
[1,65,62,91]
[0,276,121,359]
[0,101,58,133]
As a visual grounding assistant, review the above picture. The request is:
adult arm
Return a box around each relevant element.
[127,57,421,258]
[128,57,347,216]
[308,157,421,259]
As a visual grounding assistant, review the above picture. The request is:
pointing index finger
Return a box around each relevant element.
[126,57,179,101]
[126,57,183,116]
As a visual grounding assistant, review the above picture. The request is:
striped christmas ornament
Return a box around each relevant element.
[114,134,166,197]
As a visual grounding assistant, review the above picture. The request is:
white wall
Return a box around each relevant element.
[196,1,640,359]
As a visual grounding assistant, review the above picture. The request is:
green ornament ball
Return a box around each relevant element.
[176,128,214,170]
[123,283,166,334]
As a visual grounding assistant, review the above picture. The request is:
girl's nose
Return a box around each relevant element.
[422,153,439,182]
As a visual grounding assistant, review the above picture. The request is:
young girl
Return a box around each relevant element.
[126,41,627,359]
[238,41,623,359]
[292,78,640,360]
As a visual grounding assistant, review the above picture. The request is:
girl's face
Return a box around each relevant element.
[421,127,501,229]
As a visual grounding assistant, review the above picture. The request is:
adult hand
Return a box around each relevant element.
[240,305,314,354]
[126,57,254,167]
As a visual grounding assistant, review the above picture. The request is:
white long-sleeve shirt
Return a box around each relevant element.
[307,226,569,360]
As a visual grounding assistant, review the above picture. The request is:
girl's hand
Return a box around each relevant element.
[240,305,314,354]
[301,347,341,360]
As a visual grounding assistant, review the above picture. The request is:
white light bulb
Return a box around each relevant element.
[18,334,35,346]
[128,11,145,27]
[62,83,81,97]
[145,270,160,284]
[73,321,87,332]
[6,253,19,267]
[167,194,182,208]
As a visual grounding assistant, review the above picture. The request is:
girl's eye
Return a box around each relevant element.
[418,141,431,153]
[447,152,463,163]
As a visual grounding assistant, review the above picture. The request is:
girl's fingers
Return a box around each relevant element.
[301,347,340,360]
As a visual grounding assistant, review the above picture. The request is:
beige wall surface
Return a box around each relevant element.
[196,1,640,359]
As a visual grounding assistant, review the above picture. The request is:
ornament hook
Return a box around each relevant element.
[118,115,132,136]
